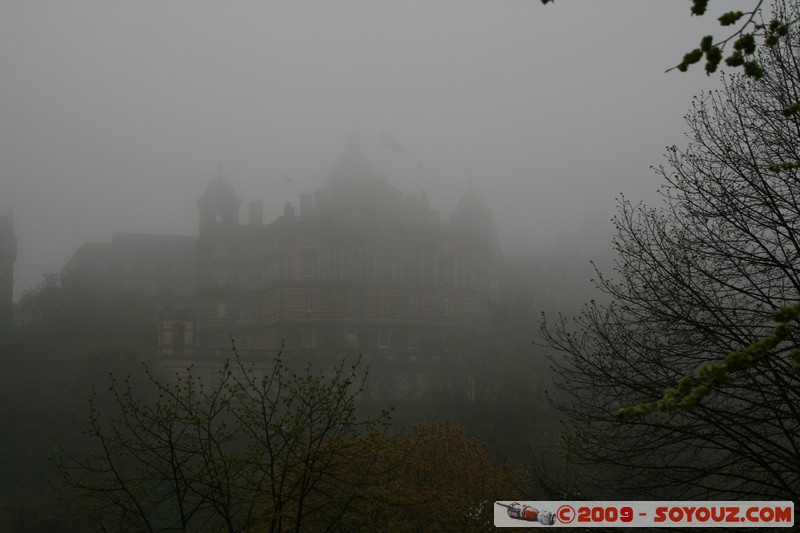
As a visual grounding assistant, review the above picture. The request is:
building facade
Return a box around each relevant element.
[52,143,501,370]
[61,232,197,318]
[184,144,500,365]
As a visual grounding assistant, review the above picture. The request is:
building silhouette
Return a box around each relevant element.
[57,141,501,369]
[176,141,500,365]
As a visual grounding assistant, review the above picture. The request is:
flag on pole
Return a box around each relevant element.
[381,131,407,156]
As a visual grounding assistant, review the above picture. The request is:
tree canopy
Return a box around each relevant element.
[541,0,800,502]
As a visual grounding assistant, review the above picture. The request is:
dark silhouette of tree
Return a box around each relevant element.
[56,351,392,532]
[541,3,800,504]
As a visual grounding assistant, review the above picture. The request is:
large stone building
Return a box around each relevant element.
[56,141,501,368]
[61,232,197,316]
[181,142,500,365]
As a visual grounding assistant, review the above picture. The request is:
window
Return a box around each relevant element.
[267,330,276,350]
[213,266,228,285]
[303,254,316,278]
[172,322,186,355]
[378,329,391,348]
[346,292,359,315]
[305,291,315,312]
[216,300,228,319]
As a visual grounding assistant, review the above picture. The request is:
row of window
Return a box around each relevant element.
[210,241,471,260]
[212,262,279,286]
[204,329,422,351]
[212,291,467,320]
[207,253,493,288]
[301,328,419,350]
[215,296,279,319]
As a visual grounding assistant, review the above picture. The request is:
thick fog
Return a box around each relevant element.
[1,1,752,300]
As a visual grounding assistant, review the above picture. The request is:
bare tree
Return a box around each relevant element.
[56,350,391,532]
[541,0,800,504]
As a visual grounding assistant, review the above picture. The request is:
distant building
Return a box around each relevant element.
[60,232,197,324]
[188,141,500,365]
[0,210,16,330]
[54,141,501,369]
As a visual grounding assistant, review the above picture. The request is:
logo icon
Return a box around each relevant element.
[496,502,556,525]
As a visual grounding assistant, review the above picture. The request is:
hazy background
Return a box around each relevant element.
[1,0,752,301]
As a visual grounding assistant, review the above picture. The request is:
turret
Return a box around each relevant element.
[198,177,241,234]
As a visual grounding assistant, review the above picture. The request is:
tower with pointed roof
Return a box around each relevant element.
[198,176,241,234]
[186,137,501,377]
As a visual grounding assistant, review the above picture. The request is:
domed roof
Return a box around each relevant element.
[198,176,240,209]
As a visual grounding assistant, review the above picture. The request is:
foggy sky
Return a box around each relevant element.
[1,1,754,300]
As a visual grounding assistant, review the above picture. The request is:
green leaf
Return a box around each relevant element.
[718,11,744,26]
[691,0,709,16]
[743,61,764,79]
[726,51,745,67]
[781,102,800,117]
[705,46,722,74]
[681,48,704,69]
[733,33,756,55]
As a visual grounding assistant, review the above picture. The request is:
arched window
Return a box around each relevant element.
[172,322,186,355]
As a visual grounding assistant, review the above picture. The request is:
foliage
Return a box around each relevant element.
[541,0,799,90]
[56,350,392,532]
[343,422,523,533]
[675,1,777,79]
[540,5,800,502]
[670,0,800,88]
[617,302,800,419]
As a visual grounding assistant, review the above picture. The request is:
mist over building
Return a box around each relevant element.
[55,140,503,373]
